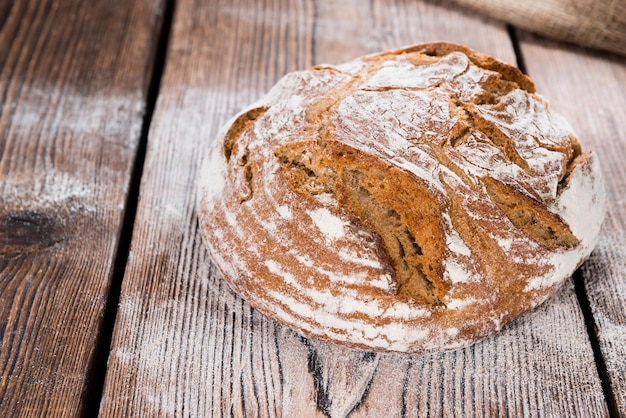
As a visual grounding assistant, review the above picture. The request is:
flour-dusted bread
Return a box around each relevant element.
[197,42,605,353]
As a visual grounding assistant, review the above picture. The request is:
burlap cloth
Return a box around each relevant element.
[450,0,626,56]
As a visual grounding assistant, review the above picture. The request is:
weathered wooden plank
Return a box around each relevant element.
[520,34,626,416]
[0,0,164,415]
[99,0,318,414]
[100,0,609,416]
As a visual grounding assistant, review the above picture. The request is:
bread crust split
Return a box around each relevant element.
[198,42,605,353]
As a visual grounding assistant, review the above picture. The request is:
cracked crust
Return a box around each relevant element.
[197,42,605,353]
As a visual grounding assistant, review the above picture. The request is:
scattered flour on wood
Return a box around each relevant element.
[1,170,96,214]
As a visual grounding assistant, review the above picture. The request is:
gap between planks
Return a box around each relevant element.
[573,270,620,417]
[79,0,177,416]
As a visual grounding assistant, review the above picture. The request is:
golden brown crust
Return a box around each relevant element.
[197,42,605,352]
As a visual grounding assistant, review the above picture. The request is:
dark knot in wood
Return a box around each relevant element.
[0,210,65,257]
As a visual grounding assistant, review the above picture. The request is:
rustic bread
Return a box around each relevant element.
[197,42,605,353]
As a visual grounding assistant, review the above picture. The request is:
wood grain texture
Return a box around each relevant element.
[100,0,609,416]
[0,0,164,415]
[520,34,626,416]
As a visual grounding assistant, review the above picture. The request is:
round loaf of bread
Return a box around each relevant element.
[197,42,605,353]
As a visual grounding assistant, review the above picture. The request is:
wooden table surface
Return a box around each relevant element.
[1,0,625,416]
